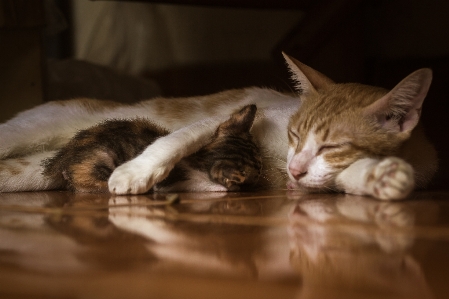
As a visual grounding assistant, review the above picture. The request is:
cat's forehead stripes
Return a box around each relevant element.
[303,131,318,151]
[318,127,330,142]
[291,84,391,149]
[293,130,319,154]
[296,115,333,144]
[302,84,388,113]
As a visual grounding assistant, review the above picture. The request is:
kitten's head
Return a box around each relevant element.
[283,53,432,192]
[193,105,262,191]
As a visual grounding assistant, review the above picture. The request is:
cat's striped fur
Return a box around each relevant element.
[43,105,262,193]
[285,56,437,200]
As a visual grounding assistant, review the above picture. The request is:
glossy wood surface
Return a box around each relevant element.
[0,190,448,299]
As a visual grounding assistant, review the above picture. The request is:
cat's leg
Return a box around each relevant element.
[0,151,63,192]
[336,157,415,200]
[108,117,226,194]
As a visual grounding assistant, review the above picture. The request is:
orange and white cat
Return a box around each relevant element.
[0,54,437,200]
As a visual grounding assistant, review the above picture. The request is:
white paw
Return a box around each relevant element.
[108,157,173,195]
[367,157,414,200]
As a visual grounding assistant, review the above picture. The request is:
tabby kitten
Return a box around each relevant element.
[43,105,262,193]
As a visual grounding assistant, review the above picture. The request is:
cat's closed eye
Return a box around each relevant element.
[317,143,346,155]
[289,129,300,141]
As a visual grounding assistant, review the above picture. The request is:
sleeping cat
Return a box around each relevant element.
[0,53,437,200]
[42,105,262,193]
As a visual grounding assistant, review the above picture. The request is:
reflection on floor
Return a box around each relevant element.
[0,190,448,299]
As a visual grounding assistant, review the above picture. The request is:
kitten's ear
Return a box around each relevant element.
[282,52,334,95]
[364,68,432,134]
[217,105,257,136]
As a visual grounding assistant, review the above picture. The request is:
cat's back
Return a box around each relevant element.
[132,87,301,130]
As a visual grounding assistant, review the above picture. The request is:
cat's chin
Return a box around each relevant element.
[287,180,300,190]
[286,180,334,193]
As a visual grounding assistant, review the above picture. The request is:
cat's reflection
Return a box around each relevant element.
[0,192,93,273]
[43,193,158,271]
[107,193,296,280]
[1,191,293,279]
[287,193,438,299]
[3,190,440,298]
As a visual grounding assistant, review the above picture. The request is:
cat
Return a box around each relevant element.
[0,53,437,200]
[42,105,262,193]
[285,56,437,200]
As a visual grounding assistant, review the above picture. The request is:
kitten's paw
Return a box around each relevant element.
[374,203,415,228]
[219,169,247,191]
[108,158,173,195]
[367,157,414,201]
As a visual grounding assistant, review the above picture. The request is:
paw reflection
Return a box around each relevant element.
[288,194,438,299]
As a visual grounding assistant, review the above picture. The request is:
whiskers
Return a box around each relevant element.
[288,172,340,194]
[320,184,339,193]
[258,148,289,189]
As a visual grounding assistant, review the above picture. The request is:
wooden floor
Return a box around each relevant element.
[0,190,448,299]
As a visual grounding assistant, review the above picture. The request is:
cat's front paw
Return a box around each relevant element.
[108,157,172,195]
[367,157,414,201]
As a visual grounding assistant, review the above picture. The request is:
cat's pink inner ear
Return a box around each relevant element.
[282,52,334,95]
[364,68,432,133]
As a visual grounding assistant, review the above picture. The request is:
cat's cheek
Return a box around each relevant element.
[301,157,334,188]
[286,147,295,165]
[286,147,298,182]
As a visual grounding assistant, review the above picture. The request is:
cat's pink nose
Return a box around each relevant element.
[289,153,310,181]
[289,166,307,180]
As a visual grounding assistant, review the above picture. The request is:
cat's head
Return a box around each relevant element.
[195,105,262,191]
[283,53,432,191]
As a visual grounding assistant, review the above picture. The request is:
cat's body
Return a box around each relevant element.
[0,87,295,193]
[42,105,262,193]
[0,54,437,200]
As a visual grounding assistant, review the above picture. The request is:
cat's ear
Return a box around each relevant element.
[217,105,257,136]
[364,68,432,134]
[282,52,334,95]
